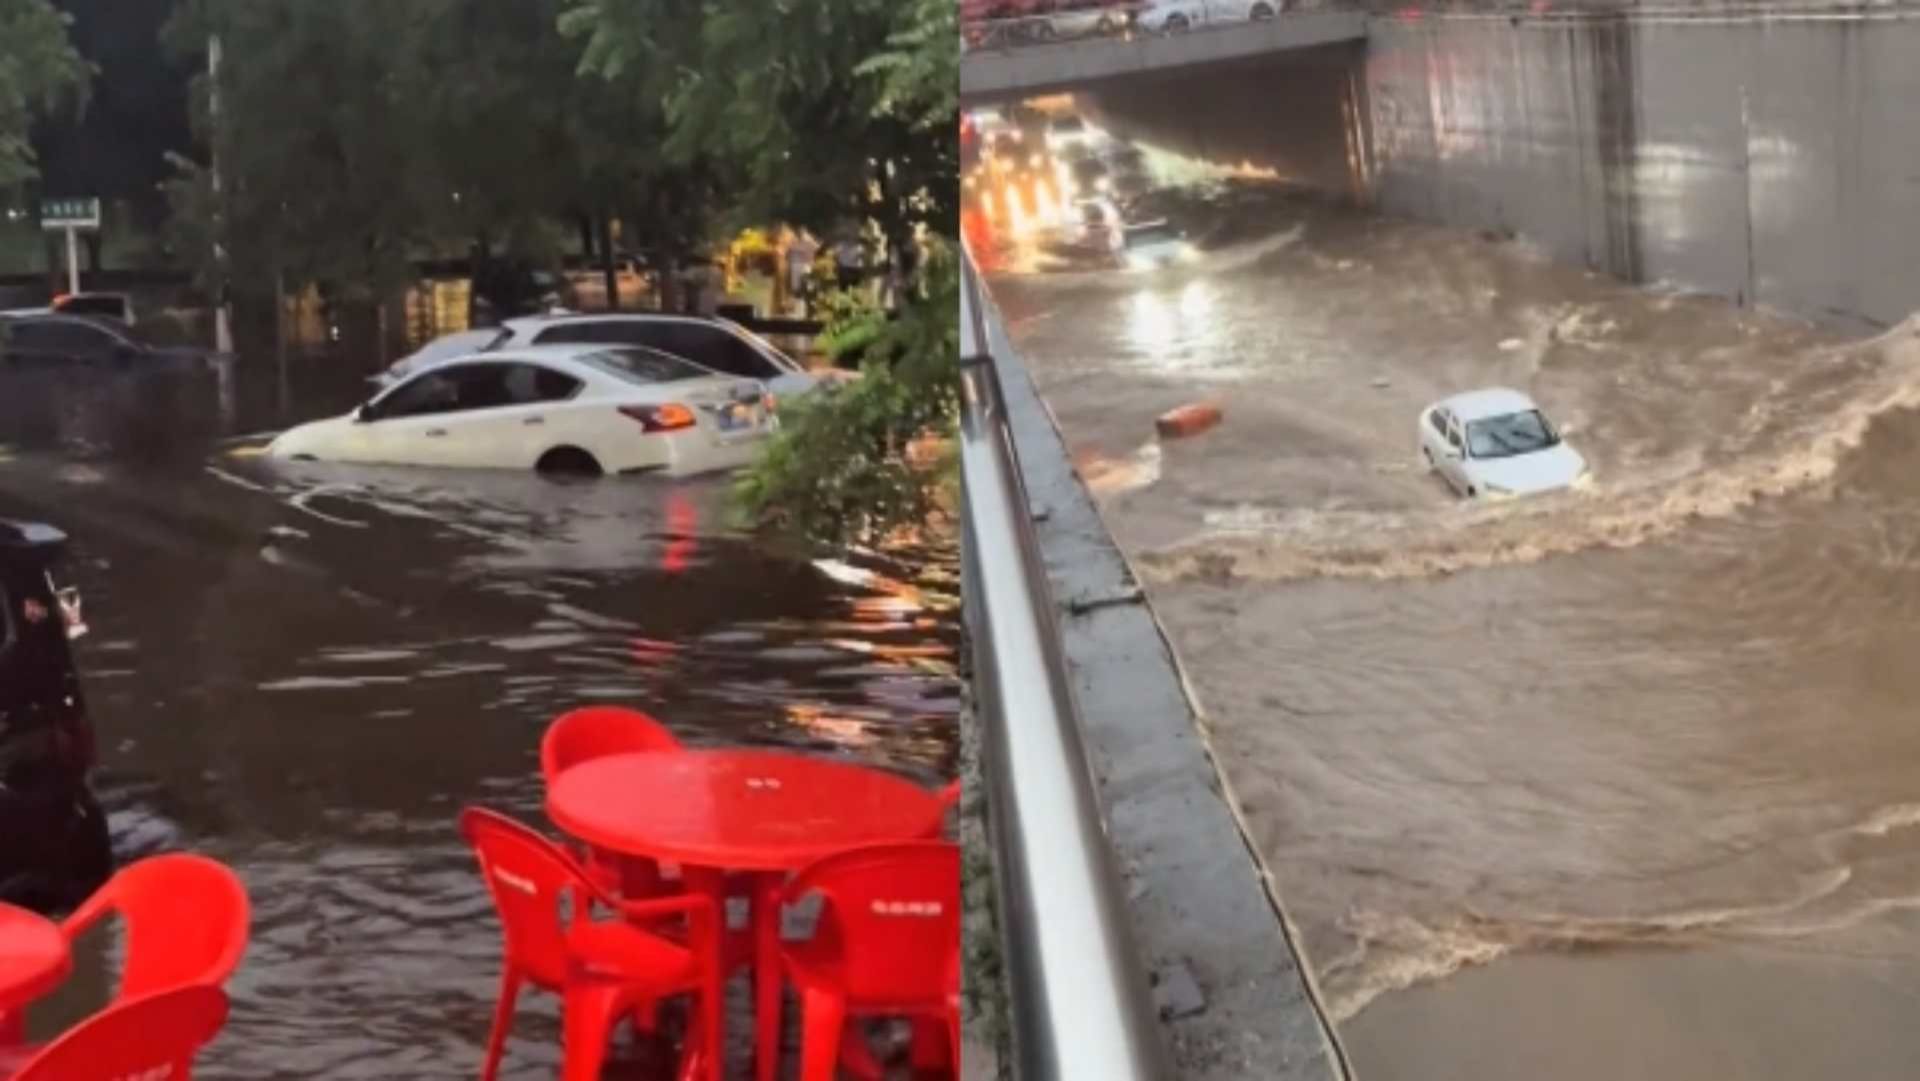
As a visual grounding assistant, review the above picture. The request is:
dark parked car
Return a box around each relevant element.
[0,314,212,368]
[0,520,112,911]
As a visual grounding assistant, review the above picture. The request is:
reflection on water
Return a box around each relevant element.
[0,357,958,1078]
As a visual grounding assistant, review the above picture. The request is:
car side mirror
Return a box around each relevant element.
[354,404,374,423]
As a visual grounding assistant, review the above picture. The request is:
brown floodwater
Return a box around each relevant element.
[987,176,1920,1079]
[0,352,959,1078]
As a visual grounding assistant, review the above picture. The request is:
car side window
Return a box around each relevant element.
[375,370,461,418]
[1446,421,1464,451]
[1427,409,1449,438]
[532,322,616,346]
[501,363,581,404]
[716,333,780,380]
[52,320,120,352]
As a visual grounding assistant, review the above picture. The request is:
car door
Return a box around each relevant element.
[1441,414,1472,490]
[489,362,586,467]
[357,368,465,465]
[48,319,127,363]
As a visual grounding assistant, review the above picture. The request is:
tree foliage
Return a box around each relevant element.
[33,0,189,224]
[564,0,956,250]
[0,0,88,190]
[161,0,723,314]
[731,246,960,547]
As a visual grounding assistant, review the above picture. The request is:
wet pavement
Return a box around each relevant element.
[985,170,1920,1078]
[0,353,959,1078]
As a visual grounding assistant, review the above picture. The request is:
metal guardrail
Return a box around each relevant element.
[957,244,1170,1081]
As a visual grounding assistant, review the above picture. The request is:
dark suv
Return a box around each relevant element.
[0,520,112,911]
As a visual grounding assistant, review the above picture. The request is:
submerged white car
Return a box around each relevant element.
[272,345,776,477]
[1418,388,1587,498]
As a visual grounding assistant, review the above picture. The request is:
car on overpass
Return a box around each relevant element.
[1039,0,1147,39]
[1136,0,1287,33]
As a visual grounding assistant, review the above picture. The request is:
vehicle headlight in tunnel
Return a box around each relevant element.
[1030,153,1044,169]
[1125,252,1152,271]
[1096,176,1111,193]
[1178,244,1200,263]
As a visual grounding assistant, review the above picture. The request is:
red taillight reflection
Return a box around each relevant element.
[662,490,698,574]
[619,403,697,432]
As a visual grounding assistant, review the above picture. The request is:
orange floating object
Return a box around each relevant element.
[1155,403,1222,439]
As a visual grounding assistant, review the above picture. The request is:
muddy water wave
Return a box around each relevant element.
[1137,317,1920,585]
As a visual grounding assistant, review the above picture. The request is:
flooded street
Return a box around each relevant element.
[985,182,1920,1078]
[0,357,959,1078]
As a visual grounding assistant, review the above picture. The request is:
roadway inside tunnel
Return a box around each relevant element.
[983,174,1920,1078]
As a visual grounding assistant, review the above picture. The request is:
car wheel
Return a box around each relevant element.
[1035,19,1057,39]
[1251,2,1277,17]
[1096,15,1116,34]
[1466,486,1478,498]
[1422,446,1434,470]
[535,447,604,477]
[1166,13,1191,32]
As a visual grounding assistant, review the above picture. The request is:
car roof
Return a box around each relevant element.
[0,519,67,557]
[389,342,719,382]
[1438,387,1538,421]
[500,312,735,334]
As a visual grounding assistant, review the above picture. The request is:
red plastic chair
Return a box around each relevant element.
[7,984,229,1081]
[60,854,251,1003]
[779,841,961,1080]
[459,806,721,1081]
[539,706,683,784]
[541,706,683,898]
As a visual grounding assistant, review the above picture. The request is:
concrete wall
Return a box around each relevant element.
[1367,12,1920,329]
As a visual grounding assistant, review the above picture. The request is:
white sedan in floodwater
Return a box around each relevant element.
[1418,388,1588,498]
[270,344,776,477]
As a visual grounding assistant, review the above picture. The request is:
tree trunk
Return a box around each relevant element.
[578,213,596,262]
[599,214,619,312]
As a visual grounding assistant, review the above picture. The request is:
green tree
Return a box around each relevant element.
[731,247,960,547]
[0,0,88,190]
[164,0,443,318]
[564,0,956,255]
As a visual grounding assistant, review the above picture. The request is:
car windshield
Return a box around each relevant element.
[1124,223,1179,248]
[717,321,801,373]
[411,330,504,368]
[1053,117,1084,135]
[582,347,712,384]
[1465,409,1558,459]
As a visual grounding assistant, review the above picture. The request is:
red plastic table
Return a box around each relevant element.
[0,903,69,1043]
[547,749,945,1081]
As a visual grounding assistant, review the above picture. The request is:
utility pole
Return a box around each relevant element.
[209,34,234,355]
